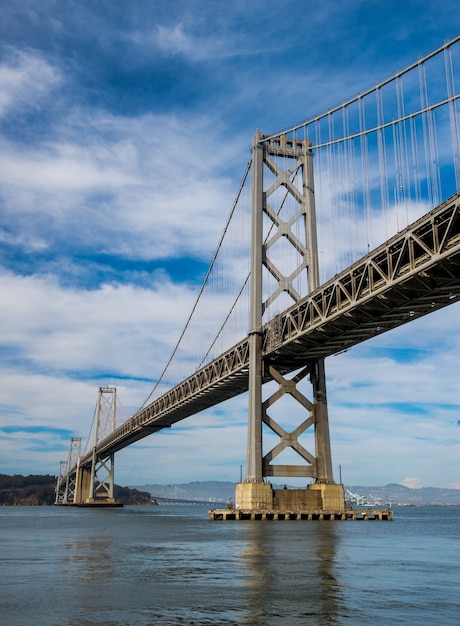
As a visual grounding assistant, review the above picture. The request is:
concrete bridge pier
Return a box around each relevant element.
[74,465,92,503]
[235,483,345,512]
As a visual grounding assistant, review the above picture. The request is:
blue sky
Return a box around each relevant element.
[0,1,459,489]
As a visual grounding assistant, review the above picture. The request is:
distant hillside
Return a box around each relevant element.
[0,474,152,505]
[0,474,57,505]
[134,481,236,503]
[134,481,460,506]
[346,483,460,506]
[2,475,458,505]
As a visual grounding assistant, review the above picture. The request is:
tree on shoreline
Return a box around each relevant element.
[0,474,152,505]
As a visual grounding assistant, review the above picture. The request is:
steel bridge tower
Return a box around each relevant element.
[55,386,118,505]
[236,132,344,511]
[84,386,117,504]
[55,438,81,504]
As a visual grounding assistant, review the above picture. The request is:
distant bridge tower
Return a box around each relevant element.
[238,132,344,510]
[55,386,118,505]
[83,386,117,504]
[55,438,81,504]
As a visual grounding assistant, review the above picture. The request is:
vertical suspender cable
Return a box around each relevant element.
[327,112,338,273]
[444,45,460,191]
[376,87,389,240]
[397,75,410,226]
[359,97,372,253]
[419,61,441,206]
[314,118,326,284]
[409,113,422,205]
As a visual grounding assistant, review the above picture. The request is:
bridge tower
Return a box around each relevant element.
[55,387,120,506]
[54,460,68,504]
[81,386,118,505]
[237,132,344,511]
[54,439,81,504]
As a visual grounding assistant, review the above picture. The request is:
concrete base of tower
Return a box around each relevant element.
[76,498,123,507]
[212,483,386,521]
[235,482,274,509]
[234,482,345,511]
[308,483,345,510]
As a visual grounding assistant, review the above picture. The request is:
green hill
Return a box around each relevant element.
[0,474,152,505]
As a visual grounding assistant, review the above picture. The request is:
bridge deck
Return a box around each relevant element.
[78,192,460,467]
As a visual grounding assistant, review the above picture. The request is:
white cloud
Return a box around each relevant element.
[156,23,199,59]
[134,20,264,63]
[401,477,423,489]
[0,270,199,380]
[0,50,60,117]
[0,140,138,191]
[0,108,243,263]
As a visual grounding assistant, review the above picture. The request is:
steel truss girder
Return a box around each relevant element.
[265,191,460,366]
[77,192,460,467]
[78,340,251,464]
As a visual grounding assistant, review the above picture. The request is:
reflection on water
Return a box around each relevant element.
[237,522,346,624]
[65,540,113,574]
[57,510,346,624]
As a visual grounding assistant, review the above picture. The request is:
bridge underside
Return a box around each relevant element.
[268,244,459,371]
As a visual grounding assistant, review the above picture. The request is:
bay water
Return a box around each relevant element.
[0,504,458,625]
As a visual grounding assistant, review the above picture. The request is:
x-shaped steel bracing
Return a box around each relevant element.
[262,365,317,477]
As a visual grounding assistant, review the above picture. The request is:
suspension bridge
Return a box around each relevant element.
[56,37,460,513]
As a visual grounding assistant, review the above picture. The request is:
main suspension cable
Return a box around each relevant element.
[136,157,253,412]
